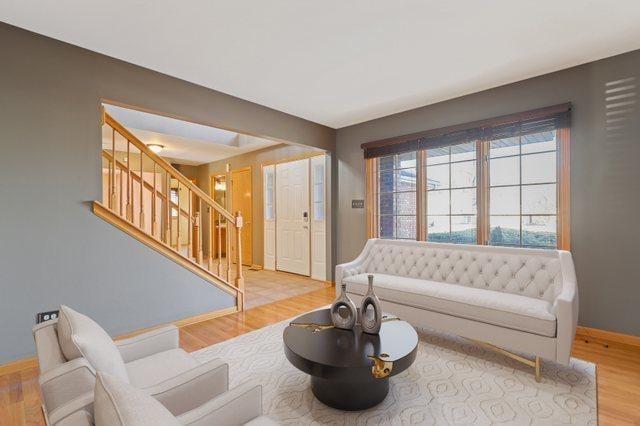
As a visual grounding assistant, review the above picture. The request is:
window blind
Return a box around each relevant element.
[362,103,571,159]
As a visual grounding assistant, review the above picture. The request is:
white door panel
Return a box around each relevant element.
[276,158,310,275]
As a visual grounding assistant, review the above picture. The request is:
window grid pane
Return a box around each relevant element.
[425,143,477,244]
[488,131,558,248]
[377,152,417,240]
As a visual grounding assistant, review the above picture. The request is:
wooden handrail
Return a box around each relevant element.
[101,112,245,310]
[93,201,243,297]
[103,150,194,219]
[104,113,235,223]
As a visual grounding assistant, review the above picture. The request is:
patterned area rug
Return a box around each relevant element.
[194,313,597,425]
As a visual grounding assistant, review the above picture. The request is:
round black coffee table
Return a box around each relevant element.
[283,308,418,410]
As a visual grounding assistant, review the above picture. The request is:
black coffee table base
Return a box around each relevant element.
[311,376,389,411]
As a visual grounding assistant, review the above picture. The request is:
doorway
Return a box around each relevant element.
[230,167,253,266]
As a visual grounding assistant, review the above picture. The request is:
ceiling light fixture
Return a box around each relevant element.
[147,144,164,154]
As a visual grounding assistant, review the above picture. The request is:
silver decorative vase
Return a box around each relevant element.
[360,274,382,334]
[331,283,358,330]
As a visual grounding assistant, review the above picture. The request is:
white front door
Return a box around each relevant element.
[276,158,310,275]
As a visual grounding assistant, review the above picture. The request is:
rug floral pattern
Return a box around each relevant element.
[194,315,596,425]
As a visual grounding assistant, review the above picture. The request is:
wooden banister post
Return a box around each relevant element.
[208,208,213,271]
[110,129,117,211]
[195,210,203,265]
[234,211,244,311]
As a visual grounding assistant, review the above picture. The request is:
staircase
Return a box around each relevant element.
[94,110,245,310]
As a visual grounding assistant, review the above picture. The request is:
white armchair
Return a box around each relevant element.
[33,306,228,421]
[47,374,275,426]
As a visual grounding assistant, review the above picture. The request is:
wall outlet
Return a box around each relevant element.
[36,310,60,324]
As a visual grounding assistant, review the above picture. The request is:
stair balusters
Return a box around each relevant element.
[99,111,244,310]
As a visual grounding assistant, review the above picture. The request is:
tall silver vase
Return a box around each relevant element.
[331,283,358,330]
[360,274,382,334]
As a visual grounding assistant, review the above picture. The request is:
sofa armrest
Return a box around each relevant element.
[47,392,94,426]
[177,380,263,426]
[553,250,579,365]
[335,238,377,286]
[39,358,96,415]
[116,325,179,363]
[145,358,229,416]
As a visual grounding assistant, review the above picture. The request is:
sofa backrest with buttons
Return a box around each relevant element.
[340,239,565,302]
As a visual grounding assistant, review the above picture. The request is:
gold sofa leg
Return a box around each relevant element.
[470,339,542,382]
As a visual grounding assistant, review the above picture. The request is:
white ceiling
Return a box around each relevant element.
[103,105,280,165]
[3,1,640,128]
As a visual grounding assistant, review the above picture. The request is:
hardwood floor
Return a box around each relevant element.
[1,286,639,425]
[242,267,331,309]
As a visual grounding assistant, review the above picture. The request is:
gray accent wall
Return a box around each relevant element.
[336,49,640,336]
[0,23,334,363]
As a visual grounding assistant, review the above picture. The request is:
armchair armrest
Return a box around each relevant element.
[553,250,579,365]
[145,358,229,416]
[177,380,264,426]
[116,325,179,363]
[47,392,94,426]
[39,358,96,415]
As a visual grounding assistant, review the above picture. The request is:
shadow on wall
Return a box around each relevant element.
[603,76,637,213]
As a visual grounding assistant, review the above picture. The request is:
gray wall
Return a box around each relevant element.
[336,49,640,335]
[0,23,334,363]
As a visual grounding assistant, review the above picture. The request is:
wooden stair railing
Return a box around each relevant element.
[95,110,245,310]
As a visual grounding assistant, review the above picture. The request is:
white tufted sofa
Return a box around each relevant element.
[336,239,578,365]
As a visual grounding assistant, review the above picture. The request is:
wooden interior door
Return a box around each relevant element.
[230,168,253,266]
[276,158,310,276]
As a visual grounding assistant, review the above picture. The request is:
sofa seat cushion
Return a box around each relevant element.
[126,349,200,389]
[344,273,556,337]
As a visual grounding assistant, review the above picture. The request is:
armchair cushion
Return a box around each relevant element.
[94,373,180,426]
[125,349,199,389]
[176,380,266,426]
[94,373,269,426]
[116,326,179,363]
[58,306,129,382]
[144,358,229,416]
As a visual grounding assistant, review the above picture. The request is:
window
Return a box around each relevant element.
[264,167,275,221]
[425,142,477,244]
[312,162,325,220]
[489,131,557,248]
[377,152,417,239]
[364,104,570,249]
